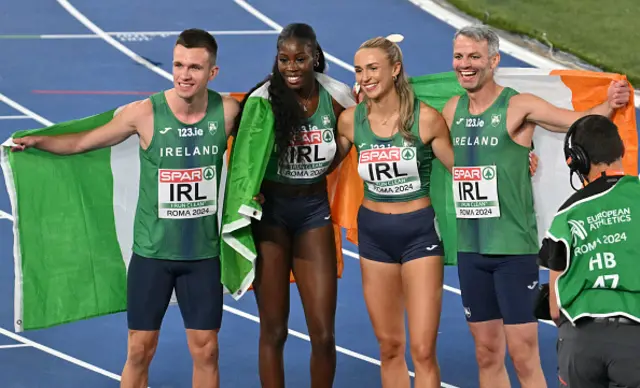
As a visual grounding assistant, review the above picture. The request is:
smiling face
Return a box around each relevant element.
[172,44,217,100]
[354,47,400,101]
[276,38,316,91]
[452,35,499,92]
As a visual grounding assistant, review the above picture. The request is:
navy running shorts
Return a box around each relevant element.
[127,253,223,331]
[357,205,444,264]
[457,252,539,324]
[259,190,332,235]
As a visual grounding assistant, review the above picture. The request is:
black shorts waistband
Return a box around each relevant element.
[261,179,327,197]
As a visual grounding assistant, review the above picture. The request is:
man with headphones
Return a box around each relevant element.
[537,114,640,388]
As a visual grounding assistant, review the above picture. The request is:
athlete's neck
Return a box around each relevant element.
[294,78,316,99]
[466,81,503,115]
[168,89,208,123]
[368,88,401,118]
[586,160,625,182]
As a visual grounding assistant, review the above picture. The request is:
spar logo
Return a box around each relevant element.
[292,131,322,146]
[453,166,495,201]
[160,168,211,202]
[359,148,401,164]
[401,148,415,160]
[482,166,495,180]
[286,130,329,165]
[160,169,204,183]
[322,129,333,142]
[360,147,413,182]
[203,167,215,181]
[453,166,495,181]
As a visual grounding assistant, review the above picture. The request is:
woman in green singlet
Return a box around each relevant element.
[237,23,354,388]
[334,36,455,388]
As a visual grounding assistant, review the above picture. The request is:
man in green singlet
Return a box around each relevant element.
[440,25,631,388]
[12,29,240,388]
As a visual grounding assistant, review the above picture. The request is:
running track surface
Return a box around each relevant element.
[0,1,637,387]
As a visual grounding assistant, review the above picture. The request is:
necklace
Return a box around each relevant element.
[298,83,315,112]
[380,112,398,126]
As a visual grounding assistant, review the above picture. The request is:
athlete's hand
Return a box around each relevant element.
[529,151,539,176]
[607,80,631,109]
[10,136,38,152]
[253,193,265,205]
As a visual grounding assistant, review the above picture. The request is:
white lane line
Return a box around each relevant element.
[0,93,53,127]
[233,0,354,74]
[56,0,173,82]
[0,343,31,349]
[35,30,279,39]
[0,327,123,382]
[0,115,31,120]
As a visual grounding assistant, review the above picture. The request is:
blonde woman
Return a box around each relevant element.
[335,36,454,388]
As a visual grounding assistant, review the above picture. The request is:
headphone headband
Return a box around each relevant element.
[564,117,590,176]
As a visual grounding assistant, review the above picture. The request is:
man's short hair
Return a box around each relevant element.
[454,25,500,57]
[572,114,625,165]
[176,29,218,65]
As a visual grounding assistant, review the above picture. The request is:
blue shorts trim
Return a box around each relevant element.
[259,191,332,235]
[127,253,223,331]
[457,252,539,324]
[357,205,444,264]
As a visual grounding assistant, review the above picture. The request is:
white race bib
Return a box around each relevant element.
[278,128,336,179]
[158,166,217,219]
[357,146,421,196]
[453,165,500,218]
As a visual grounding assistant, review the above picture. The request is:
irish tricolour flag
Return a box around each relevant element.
[1,68,637,333]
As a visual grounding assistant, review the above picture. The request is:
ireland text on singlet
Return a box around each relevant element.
[354,99,433,202]
[133,90,227,260]
[549,175,640,322]
[263,84,337,184]
[451,87,538,255]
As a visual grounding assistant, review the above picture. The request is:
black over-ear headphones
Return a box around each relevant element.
[564,117,591,176]
[564,116,593,190]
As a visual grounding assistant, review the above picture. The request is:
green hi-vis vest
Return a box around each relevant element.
[548,175,640,323]
[450,87,538,255]
[132,90,227,260]
[263,84,337,185]
[354,99,433,202]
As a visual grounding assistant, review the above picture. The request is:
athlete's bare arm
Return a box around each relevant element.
[418,102,453,172]
[510,79,630,134]
[12,99,151,155]
[222,95,241,138]
[326,106,355,174]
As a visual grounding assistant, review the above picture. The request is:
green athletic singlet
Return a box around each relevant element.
[132,90,227,260]
[263,84,337,184]
[450,87,538,255]
[354,99,433,202]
